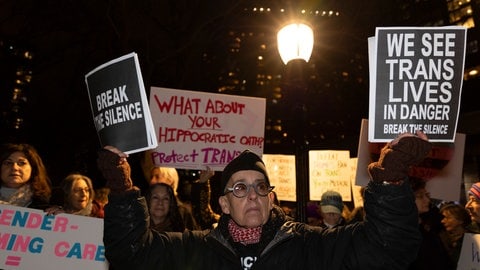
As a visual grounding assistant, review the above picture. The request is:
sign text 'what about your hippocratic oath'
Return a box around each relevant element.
[148,87,266,170]
[152,94,262,146]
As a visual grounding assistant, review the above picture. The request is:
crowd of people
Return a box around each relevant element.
[0,142,220,230]
[1,131,480,269]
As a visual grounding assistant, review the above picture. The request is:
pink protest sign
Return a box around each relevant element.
[0,204,108,270]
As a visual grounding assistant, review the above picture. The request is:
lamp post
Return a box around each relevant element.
[277,23,314,223]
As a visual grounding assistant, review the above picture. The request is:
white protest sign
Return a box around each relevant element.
[148,87,266,171]
[350,158,365,208]
[355,118,465,203]
[309,150,351,201]
[369,26,467,143]
[424,132,465,202]
[0,204,108,270]
[458,233,480,269]
[263,154,297,202]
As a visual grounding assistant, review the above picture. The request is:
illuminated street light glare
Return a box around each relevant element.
[277,23,314,65]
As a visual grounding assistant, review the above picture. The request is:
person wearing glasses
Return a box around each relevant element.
[45,173,104,218]
[98,131,431,270]
[0,143,51,210]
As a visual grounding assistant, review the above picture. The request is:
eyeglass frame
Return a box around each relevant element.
[224,181,275,198]
[73,187,91,194]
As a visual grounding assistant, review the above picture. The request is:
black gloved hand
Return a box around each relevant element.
[97,148,133,193]
[368,132,432,183]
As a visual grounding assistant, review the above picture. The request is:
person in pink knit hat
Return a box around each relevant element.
[465,182,480,233]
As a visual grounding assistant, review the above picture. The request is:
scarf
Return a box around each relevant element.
[228,219,262,245]
[67,200,93,216]
[0,184,33,207]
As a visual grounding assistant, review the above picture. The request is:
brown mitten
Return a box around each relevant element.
[368,133,432,183]
[97,148,133,193]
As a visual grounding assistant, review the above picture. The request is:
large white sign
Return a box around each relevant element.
[263,154,297,202]
[356,119,465,202]
[458,233,480,269]
[148,87,266,171]
[0,204,108,270]
[309,150,352,201]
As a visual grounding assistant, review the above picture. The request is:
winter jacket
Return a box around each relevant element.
[103,180,420,270]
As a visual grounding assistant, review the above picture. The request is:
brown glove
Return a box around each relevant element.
[97,148,133,193]
[368,132,432,183]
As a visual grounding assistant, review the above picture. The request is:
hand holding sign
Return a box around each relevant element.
[368,131,432,183]
[97,147,135,194]
[85,52,158,154]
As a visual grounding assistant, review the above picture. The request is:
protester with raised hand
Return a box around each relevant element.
[98,132,431,270]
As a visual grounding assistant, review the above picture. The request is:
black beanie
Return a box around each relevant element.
[221,150,269,193]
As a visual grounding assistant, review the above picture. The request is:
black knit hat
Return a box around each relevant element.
[221,150,269,193]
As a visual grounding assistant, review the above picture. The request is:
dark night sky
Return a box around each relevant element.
[1,0,261,184]
[2,0,477,186]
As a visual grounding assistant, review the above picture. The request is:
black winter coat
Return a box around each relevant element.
[104,181,421,270]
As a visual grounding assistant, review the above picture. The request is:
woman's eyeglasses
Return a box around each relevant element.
[73,188,91,194]
[224,182,274,198]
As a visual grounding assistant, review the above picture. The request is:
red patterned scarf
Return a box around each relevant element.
[228,219,262,245]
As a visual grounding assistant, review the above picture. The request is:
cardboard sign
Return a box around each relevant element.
[263,154,297,202]
[368,26,467,142]
[350,158,364,208]
[309,150,351,201]
[458,233,480,269]
[148,87,266,171]
[0,204,108,270]
[356,119,465,202]
[85,52,157,154]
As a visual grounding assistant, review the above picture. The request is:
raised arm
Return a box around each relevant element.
[308,132,432,270]
[361,131,431,269]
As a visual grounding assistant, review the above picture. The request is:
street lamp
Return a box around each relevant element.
[277,23,314,223]
[277,23,314,64]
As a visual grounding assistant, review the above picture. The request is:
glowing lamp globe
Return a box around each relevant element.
[277,23,314,65]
